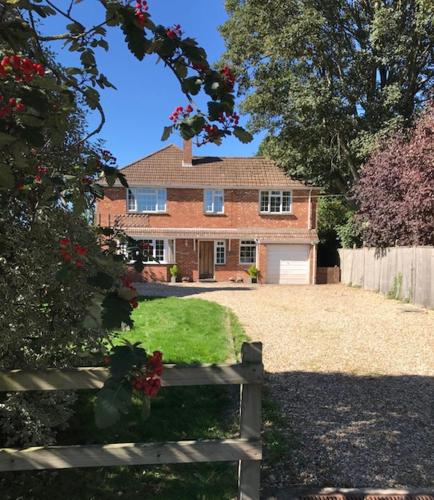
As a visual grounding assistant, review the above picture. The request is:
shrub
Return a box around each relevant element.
[354,102,434,247]
[247,265,259,278]
[169,264,179,277]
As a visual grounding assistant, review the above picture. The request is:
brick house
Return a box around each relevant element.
[96,141,320,284]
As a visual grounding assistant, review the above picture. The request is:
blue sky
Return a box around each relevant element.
[42,1,264,167]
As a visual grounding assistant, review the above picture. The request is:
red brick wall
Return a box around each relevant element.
[125,264,170,283]
[96,187,312,229]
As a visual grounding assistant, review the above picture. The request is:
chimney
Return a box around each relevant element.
[182,139,193,167]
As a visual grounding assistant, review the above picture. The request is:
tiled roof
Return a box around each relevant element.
[117,223,319,244]
[113,144,318,189]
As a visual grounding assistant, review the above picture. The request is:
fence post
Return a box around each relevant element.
[238,342,262,500]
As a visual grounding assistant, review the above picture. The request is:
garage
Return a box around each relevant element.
[266,244,311,284]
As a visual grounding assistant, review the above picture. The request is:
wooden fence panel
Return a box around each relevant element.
[0,438,261,472]
[0,362,263,392]
[238,342,262,500]
[0,342,264,499]
[339,246,434,308]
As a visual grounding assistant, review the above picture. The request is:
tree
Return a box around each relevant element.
[317,196,361,264]
[353,101,434,247]
[0,0,251,444]
[220,0,433,193]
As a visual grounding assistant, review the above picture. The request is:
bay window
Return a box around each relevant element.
[127,188,167,213]
[127,239,175,264]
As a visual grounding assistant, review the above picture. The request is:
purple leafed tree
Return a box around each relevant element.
[354,102,434,248]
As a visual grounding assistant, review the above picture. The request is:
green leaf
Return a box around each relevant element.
[117,171,129,188]
[21,128,45,147]
[80,49,96,69]
[207,101,224,121]
[184,114,205,134]
[181,76,202,96]
[0,133,16,147]
[104,166,118,187]
[161,125,173,141]
[109,346,136,379]
[174,59,188,79]
[84,87,100,110]
[87,271,115,290]
[233,126,253,143]
[102,292,133,331]
[34,76,59,90]
[82,302,102,330]
[95,380,132,429]
[55,265,70,283]
[120,8,150,61]
[0,166,15,189]
[19,114,44,128]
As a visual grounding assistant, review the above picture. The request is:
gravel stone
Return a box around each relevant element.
[135,283,434,490]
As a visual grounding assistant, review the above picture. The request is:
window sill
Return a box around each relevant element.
[259,211,293,216]
[204,212,226,216]
[127,211,168,215]
[127,261,170,266]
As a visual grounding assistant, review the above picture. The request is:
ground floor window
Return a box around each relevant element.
[240,240,256,264]
[215,240,226,265]
[127,239,175,264]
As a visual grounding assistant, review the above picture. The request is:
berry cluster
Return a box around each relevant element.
[59,238,88,269]
[131,351,163,397]
[169,103,193,122]
[121,275,139,309]
[218,111,240,126]
[134,0,149,27]
[166,24,182,40]
[220,65,235,91]
[37,165,49,175]
[203,123,220,141]
[0,55,45,82]
[0,96,25,118]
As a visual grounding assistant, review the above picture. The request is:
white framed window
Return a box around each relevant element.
[204,189,224,214]
[128,239,175,264]
[260,190,292,213]
[215,240,226,265]
[127,188,167,213]
[240,240,256,264]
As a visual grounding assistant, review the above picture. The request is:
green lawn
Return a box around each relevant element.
[1,297,247,500]
[114,297,232,363]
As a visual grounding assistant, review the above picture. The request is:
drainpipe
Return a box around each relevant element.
[308,189,312,230]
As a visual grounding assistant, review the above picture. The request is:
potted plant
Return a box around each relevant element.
[169,264,179,284]
[246,265,259,284]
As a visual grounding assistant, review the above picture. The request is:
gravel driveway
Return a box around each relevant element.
[136,282,434,492]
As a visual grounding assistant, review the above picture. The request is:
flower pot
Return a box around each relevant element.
[170,276,177,284]
[247,276,257,284]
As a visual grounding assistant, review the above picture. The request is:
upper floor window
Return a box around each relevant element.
[127,188,167,213]
[260,190,292,214]
[204,189,224,214]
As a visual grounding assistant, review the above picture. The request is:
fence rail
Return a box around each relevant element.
[0,342,263,500]
[339,246,434,308]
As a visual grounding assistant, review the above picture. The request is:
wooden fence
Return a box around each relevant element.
[339,246,434,308]
[0,342,263,500]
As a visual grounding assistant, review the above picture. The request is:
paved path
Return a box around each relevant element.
[135,282,434,492]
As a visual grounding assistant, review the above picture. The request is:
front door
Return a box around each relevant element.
[199,241,214,279]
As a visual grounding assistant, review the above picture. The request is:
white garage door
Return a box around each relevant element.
[266,244,311,284]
